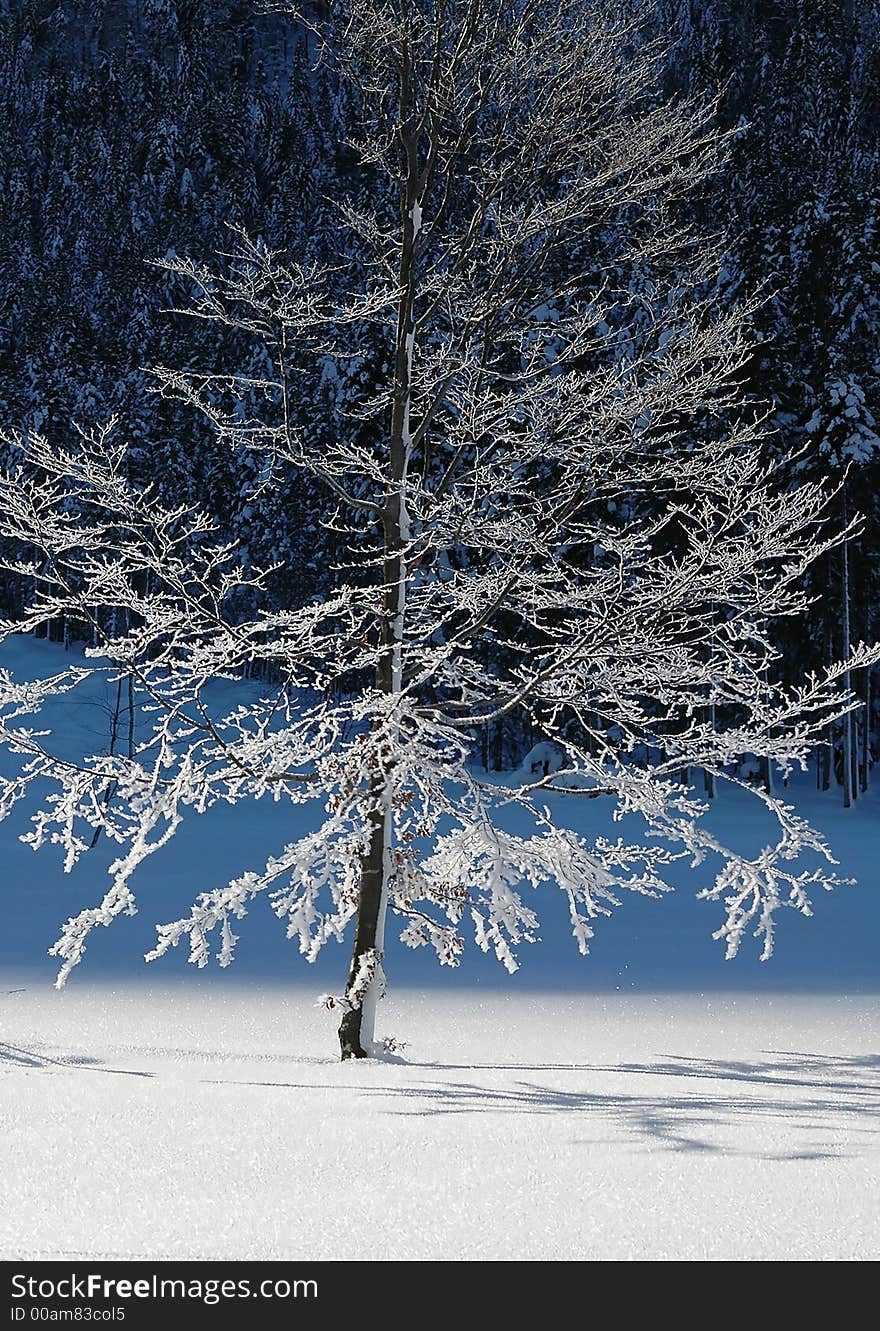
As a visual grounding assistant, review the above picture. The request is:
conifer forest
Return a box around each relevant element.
[3,2,878,802]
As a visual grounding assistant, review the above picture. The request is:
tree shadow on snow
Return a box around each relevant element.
[417,1049,880,1099]
[396,1049,880,1158]
[222,1049,880,1161]
[0,1040,152,1077]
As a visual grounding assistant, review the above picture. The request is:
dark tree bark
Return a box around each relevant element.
[337,33,420,1058]
[338,802,387,1058]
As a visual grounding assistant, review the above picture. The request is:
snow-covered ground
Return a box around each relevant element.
[2,983,878,1261]
[2,638,878,1260]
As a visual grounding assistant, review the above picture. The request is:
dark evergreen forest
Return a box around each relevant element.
[2,0,879,797]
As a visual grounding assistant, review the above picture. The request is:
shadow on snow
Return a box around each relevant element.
[210,1049,880,1161]
[5,1035,877,1159]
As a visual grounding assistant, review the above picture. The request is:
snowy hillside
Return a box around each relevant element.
[1,635,879,996]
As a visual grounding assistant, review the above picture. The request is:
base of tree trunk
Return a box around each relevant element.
[338,1008,369,1060]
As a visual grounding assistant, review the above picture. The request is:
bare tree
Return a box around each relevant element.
[0,1,875,1059]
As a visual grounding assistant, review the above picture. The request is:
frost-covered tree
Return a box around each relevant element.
[0,0,876,1059]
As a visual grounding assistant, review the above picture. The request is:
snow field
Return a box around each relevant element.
[2,982,878,1262]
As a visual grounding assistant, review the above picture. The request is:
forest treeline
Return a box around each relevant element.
[1,0,879,795]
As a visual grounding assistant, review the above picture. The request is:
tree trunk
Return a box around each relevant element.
[819,630,832,790]
[338,52,419,1058]
[819,735,831,791]
[703,701,716,798]
[861,662,871,793]
[842,522,854,808]
[491,716,505,771]
[338,798,389,1059]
